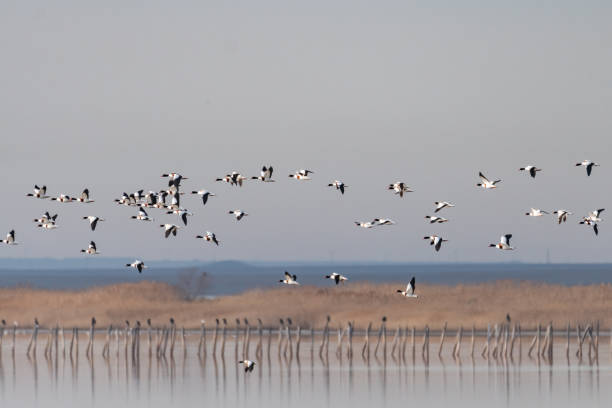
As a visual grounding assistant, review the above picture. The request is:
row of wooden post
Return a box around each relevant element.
[0,318,605,363]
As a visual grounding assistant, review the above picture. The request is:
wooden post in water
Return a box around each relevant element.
[267,328,272,359]
[595,321,600,359]
[320,317,329,358]
[576,324,583,358]
[0,320,5,352]
[438,322,447,357]
[69,327,75,358]
[147,319,153,358]
[482,324,490,359]
[362,322,371,359]
[390,327,399,359]
[382,317,388,358]
[286,318,293,359]
[197,320,206,358]
[27,318,39,357]
[509,324,517,359]
[528,325,537,358]
[346,322,352,359]
[453,326,463,359]
[411,327,416,360]
[12,322,17,356]
[169,318,177,359]
[235,318,241,361]
[212,319,219,356]
[220,318,227,358]
[296,325,302,359]
[277,318,284,359]
[374,319,384,358]
[470,325,475,358]
[242,317,251,360]
[255,318,263,360]
[102,325,112,358]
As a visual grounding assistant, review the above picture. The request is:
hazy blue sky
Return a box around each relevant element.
[1,1,611,262]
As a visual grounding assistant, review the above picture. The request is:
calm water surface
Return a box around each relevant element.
[0,336,609,408]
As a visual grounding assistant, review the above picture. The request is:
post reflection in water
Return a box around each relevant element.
[0,336,608,407]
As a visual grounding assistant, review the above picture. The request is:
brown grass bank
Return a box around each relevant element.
[1,281,611,330]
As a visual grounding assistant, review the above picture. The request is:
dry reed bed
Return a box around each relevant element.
[0,280,611,329]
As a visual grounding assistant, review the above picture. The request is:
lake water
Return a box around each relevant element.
[0,333,609,408]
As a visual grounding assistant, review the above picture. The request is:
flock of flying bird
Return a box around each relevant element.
[0,159,604,372]
[1,159,604,299]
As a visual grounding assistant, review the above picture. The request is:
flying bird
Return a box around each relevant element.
[74,188,94,203]
[552,210,572,224]
[373,218,395,226]
[160,224,180,238]
[325,272,348,285]
[355,221,376,229]
[191,190,215,206]
[575,160,599,176]
[477,172,501,189]
[425,215,448,224]
[288,169,314,180]
[131,207,153,222]
[50,194,73,203]
[328,180,347,194]
[388,182,413,197]
[83,216,104,231]
[26,185,48,199]
[126,260,147,273]
[397,277,418,298]
[1,230,17,245]
[489,234,514,250]
[434,201,454,213]
[80,241,99,255]
[166,208,193,226]
[525,208,549,217]
[251,166,274,182]
[519,166,542,179]
[238,360,256,372]
[162,173,188,188]
[279,271,299,285]
[34,212,57,225]
[424,235,447,252]
[229,210,248,221]
[196,231,219,246]
[579,218,600,236]
[216,171,246,186]
[584,209,605,222]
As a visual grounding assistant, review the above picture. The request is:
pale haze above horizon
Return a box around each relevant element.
[1,1,611,263]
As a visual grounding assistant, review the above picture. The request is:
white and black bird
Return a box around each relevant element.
[162,172,188,188]
[328,180,347,194]
[519,166,542,179]
[434,201,455,213]
[252,166,274,182]
[585,208,605,222]
[191,190,215,206]
[26,185,48,199]
[34,212,57,225]
[579,218,600,236]
[279,271,299,285]
[37,222,58,230]
[325,272,348,285]
[126,260,147,273]
[114,192,132,206]
[75,188,94,203]
[425,215,448,224]
[229,210,248,221]
[1,230,17,245]
[288,169,314,180]
[80,241,99,255]
[489,234,514,250]
[477,172,501,189]
[552,210,572,224]
[373,218,395,226]
[238,360,256,372]
[160,224,180,238]
[196,231,219,246]
[575,160,600,177]
[216,171,246,187]
[525,208,549,217]
[424,235,447,252]
[355,221,376,229]
[132,207,153,222]
[50,194,73,203]
[167,208,193,226]
[388,182,413,197]
[397,277,418,298]
[83,216,104,231]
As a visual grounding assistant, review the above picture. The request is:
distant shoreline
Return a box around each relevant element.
[0,280,610,330]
